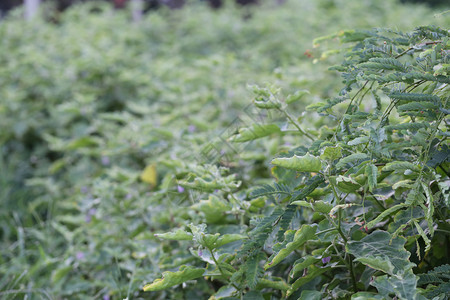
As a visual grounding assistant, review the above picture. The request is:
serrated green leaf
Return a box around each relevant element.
[256,277,289,291]
[214,234,247,248]
[423,282,450,299]
[320,146,343,161]
[290,256,320,278]
[143,266,205,291]
[277,205,297,241]
[271,153,322,172]
[420,182,435,236]
[330,175,363,193]
[397,102,439,112]
[190,247,215,264]
[291,176,325,202]
[291,200,332,214]
[336,153,369,169]
[329,203,357,217]
[360,58,406,72]
[308,187,331,199]
[229,124,280,142]
[246,252,265,289]
[155,228,193,241]
[371,271,419,300]
[188,223,222,249]
[299,290,322,300]
[243,291,264,300]
[191,195,231,224]
[356,256,395,274]
[348,136,370,146]
[413,220,431,253]
[418,264,450,286]
[286,90,310,104]
[351,292,385,300]
[313,201,333,213]
[347,231,415,276]
[382,161,420,172]
[287,266,330,297]
[272,230,296,253]
[203,234,221,249]
[265,225,316,269]
[180,176,241,192]
[254,98,281,109]
[210,285,238,299]
[306,102,327,111]
[389,92,440,103]
[438,181,449,207]
[365,204,408,229]
[365,163,378,192]
[392,180,414,190]
[336,175,358,184]
[385,122,429,131]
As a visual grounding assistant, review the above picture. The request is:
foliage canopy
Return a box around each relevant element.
[0,1,448,299]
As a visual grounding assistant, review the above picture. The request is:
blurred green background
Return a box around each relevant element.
[0,0,448,299]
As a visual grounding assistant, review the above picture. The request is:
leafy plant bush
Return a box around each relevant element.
[145,26,450,299]
[0,1,448,299]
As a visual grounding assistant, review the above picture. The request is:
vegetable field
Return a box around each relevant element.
[0,1,449,299]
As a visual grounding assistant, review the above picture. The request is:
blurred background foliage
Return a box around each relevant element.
[1,0,450,14]
[0,0,448,299]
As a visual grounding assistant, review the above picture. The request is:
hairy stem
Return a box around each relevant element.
[281,109,314,141]
[208,247,240,290]
[328,178,359,291]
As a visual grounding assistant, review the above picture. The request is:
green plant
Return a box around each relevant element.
[145,26,449,299]
[1,1,448,299]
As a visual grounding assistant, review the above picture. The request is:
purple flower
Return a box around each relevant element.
[322,256,331,264]
[188,125,196,133]
[76,252,85,261]
[177,185,185,193]
[85,208,97,223]
[101,156,110,166]
[81,186,89,194]
[103,295,110,300]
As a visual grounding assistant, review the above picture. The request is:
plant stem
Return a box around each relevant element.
[316,228,338,235]
[328,180,358,292]
[281,109,314,141]
[329,183,348,243]
[331,241,358,292]
[395,40,442,58]
[332,80,370,140]
[348,255,358,292]
[208,247,240,290]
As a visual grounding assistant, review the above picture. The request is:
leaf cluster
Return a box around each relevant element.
[148,25,449,299]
